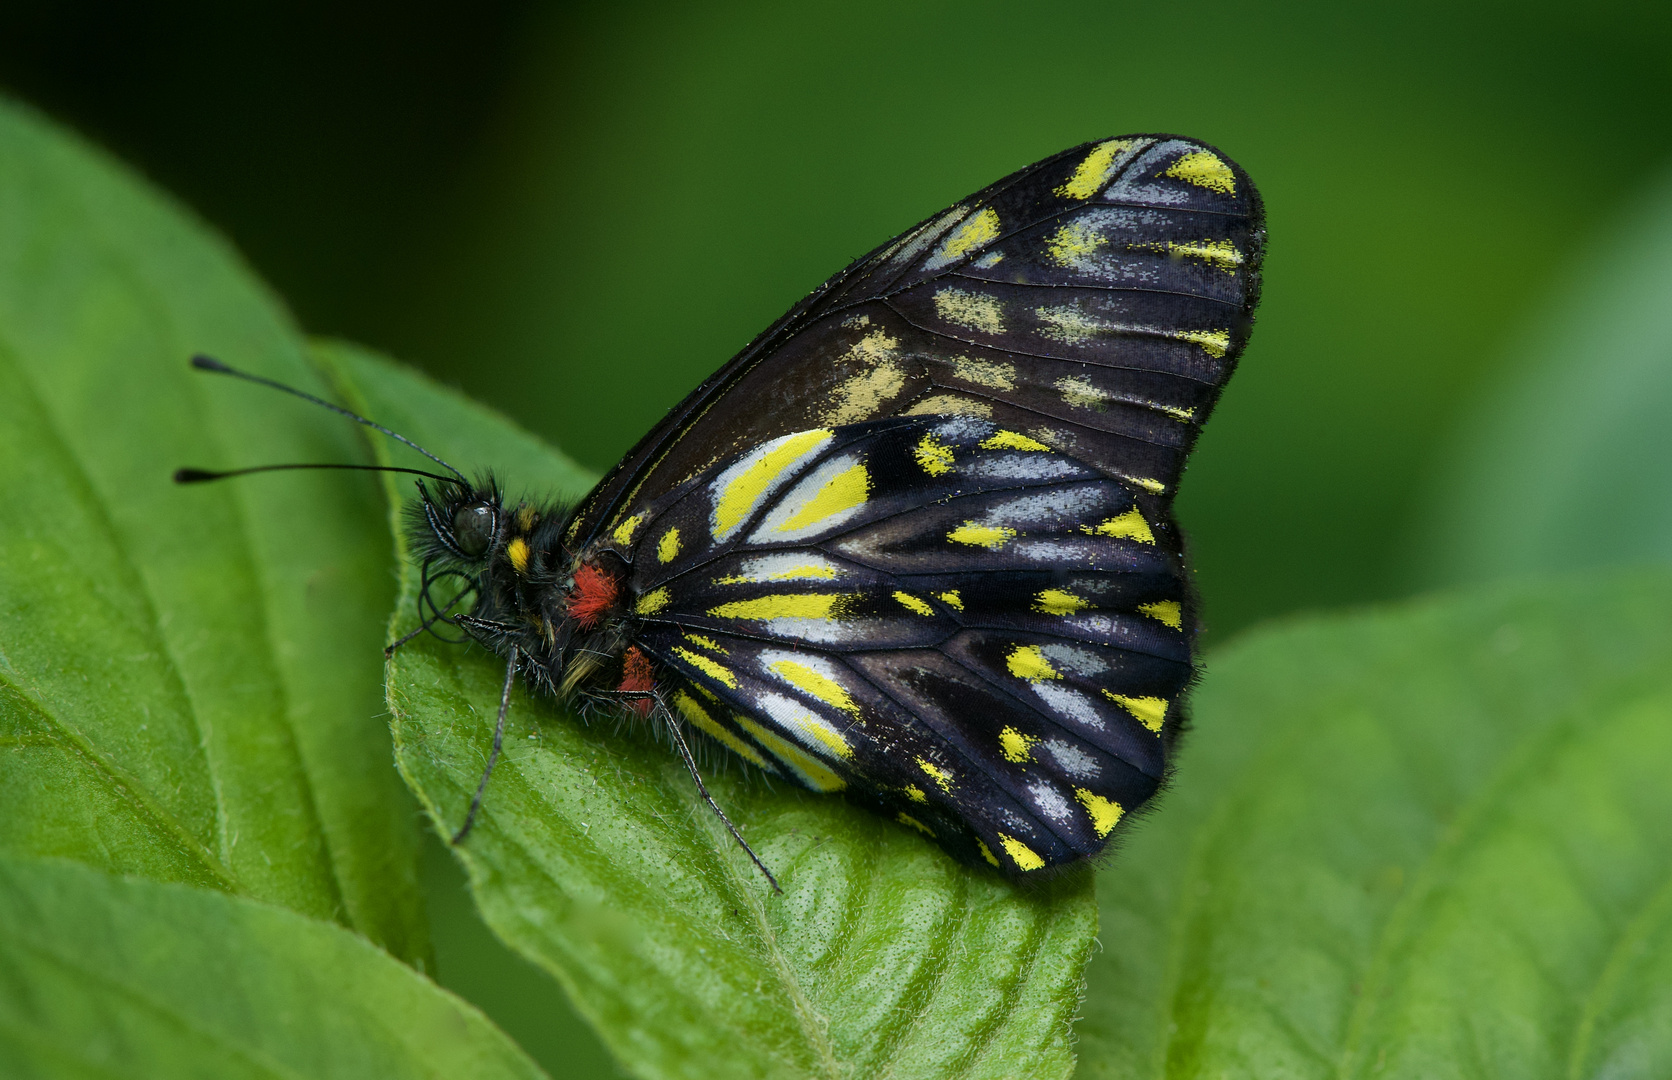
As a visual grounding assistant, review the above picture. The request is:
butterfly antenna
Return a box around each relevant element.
[174,462,461,485]
[188,355,468,483]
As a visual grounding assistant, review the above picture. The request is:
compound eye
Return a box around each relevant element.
[451,504,495,557]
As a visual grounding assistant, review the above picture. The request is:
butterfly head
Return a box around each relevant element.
[416,476,508,563]
[410,476,519,629]
[413,475,572,600]
[411,477,622,673]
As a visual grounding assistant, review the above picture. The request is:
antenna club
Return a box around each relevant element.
[191,354,233,373]
[174,468,218,483]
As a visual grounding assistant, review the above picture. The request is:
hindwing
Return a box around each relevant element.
[618,416,1190,873]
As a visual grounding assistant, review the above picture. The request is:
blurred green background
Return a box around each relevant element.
[6,2,1670,1076]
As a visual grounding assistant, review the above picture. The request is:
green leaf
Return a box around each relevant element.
[416,828,620,1080]
[1076,569,1672,1077]
[1419,165,1672,584]
[318,338,1100,1080]
[0,855,547,1079]
[0,97,428,962]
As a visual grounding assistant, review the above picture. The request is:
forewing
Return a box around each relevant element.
[568,134,1264,555]
[622,417,1191,873]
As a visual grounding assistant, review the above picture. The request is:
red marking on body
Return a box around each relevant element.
[569,563,618,629]
[619,647,655,717]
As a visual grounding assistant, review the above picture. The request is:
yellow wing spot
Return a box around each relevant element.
[937,590,964,610]
[897,812,936,837]
[1056,375,1107,411]
[999,833,1046,871]
[612,513,645,546]
[1178,328,1231,358]
[683,633,727,654]
[934,206,1001,264]
[947,522,1017,550]
[934,287,1006,334]
[822,331,907,424]
[1130,238,1243,273]
[672,690,768,770]
[1056,138,1133,199]
[774,462,869,533]
[903,393,994,418]
[1035,304,1102,345]
[714,429,832,538]
[1165,150,1236,194]
[515,505,537,531]
[893,591,936,617]
[1132,476,1166,494]
[977,839,1001,868]
[1104,692,1168,732]
[917,757,954,793]
[999,725,1039,764]
[736,714,846,792]
[904,784,927,804]
[708,593,858,621]
[769,658,860,716]
[980,429,1052,452]
[1139,600,1183,629]
[774,563,839,581]
[1045,221,1108,265]
[1175,238,1243,272]
[792,714,853,760]
[1156,403,1196,422]
[1083,508,1155,544]
[1006,644,1061,682]
[1075,788,1125,837]
[1034,589,1091,615]
[672,647,738,689]
[950,355,1016,389]
[506,537,531,575]
[845,327,903,361]
[636,587,672,615]
[656,526,681,564]
[914,432,956,476]
[715,562,838,585]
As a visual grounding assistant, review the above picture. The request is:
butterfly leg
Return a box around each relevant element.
[452,614,522,636]
[592,686,780,891]
[452,643,518,844]
[448,614,527,658]
[385,596,471,656]
[659,699,782,894]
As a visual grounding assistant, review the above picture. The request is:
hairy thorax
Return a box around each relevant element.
[447,497,650,712]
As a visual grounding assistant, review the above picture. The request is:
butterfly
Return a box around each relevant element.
[183,134,1264,889]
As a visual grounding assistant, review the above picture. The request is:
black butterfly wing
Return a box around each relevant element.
[565,134,1264,559]
[617,416,1191,873]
